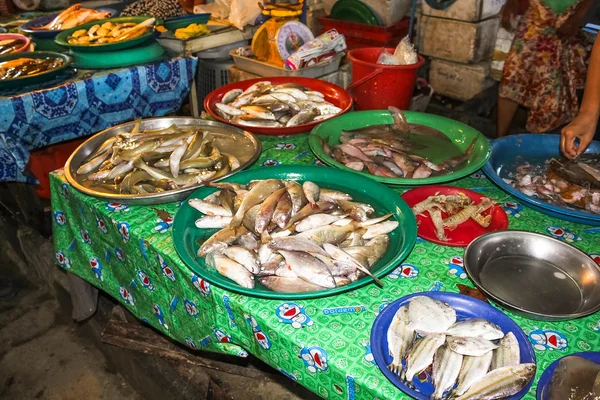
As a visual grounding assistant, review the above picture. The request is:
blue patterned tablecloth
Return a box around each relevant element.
[0,56,198,182]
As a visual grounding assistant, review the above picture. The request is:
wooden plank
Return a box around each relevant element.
[101,319,276,381]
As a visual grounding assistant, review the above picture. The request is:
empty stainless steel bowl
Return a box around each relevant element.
[464,230,600,321]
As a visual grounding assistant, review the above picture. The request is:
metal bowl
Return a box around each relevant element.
[64,117,261,205]
[464,230,600,321]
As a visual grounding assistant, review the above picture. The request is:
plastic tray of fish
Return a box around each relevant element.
[230,47,344,78]
[371,292,537,400]
[64,117,261,205]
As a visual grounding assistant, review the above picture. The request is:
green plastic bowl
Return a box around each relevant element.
[70,40,164,69]
[0,51,72,89]
[309,110,491,186]
[172,165,417,299]
[54,16,163,53]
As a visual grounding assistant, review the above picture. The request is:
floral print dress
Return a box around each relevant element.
[499,0,589,133]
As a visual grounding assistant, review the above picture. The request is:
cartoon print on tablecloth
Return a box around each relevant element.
[104,248,111,261]
[362,340,375,365]
[137,270,154,291]
[223,294,236,327]
[347,375,357,400]
[199,336,211,347]
[55,251,71,269]
[68,237,77,252]
[415,237,425,243]
[244,313,271,350]
[89,256,103,281]
[183,299,199,318]
[153,304,168,329]
[279,369,297,381]
[93,213,107,234]
[54,210,67,226]
[262,159,280,167]
[60,183,70,199]
[546,226,581,243]
[120,286,135,306]
[470,172,486,179]
[429,281,444,291]
[299,344,328,373]
[80,228,92,245]
[237,349,249,357]
[275,142,296,150]
[106,202,129,212]
[170,296,179,311]
[185,337,197,350]
[117,222,130,243]
[192,274,210,296]
[152,208,173,234]
[504,201,523,218]
[376,301,391,316]
[447,256,467,279]
[157,253,176,281]
[277,302,313,329]
[139,238,149,265]
[589,254,600,265]
[529,328,568,351]
[114,248,126,262]
[213,327,232,343]
[77,199,88,223]
[388,263,419,279]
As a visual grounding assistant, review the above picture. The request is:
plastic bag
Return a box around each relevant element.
[376,36,418,65]
[194,0,230,20]
[229,0,262,30]
[376,48,398,65]
[285,29,346,70]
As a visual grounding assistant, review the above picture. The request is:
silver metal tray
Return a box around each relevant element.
[64,117,261,205]
[230,47,344,78]
[464,230,600,321]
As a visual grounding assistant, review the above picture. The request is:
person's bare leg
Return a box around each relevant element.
[497,96,519,137]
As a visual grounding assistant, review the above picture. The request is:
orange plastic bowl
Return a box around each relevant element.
[0,34,31,53]
[204,77,353,136]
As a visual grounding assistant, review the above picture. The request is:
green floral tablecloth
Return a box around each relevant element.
[51,133,600,400]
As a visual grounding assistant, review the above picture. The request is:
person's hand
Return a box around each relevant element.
[557,21,579,41]
[561,112,598,158]
[501,0,519,31]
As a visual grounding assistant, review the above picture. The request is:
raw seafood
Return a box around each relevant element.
[77,123,241,194]
[406,295,456,333]
[548,356,600,400]
[432,345,463,400]
[446,336,498,357]
[214,81,343,127]
[191,180,397,292]
[31,4,111,30]
[454,364,536,400]
[0,57,64,80]
[445,318,504,340]
[386,305,414,375]
[67,18,155,45]
[490,332,520,370]
[0,39,25,55]
[404,332,446,382]
[326,106,478,179]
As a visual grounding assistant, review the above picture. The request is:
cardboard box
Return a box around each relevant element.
[422,0,506,22]
[429,58,494,101]
[418,15,500,63]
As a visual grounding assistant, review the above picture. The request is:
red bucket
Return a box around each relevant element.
[347,48,424,111]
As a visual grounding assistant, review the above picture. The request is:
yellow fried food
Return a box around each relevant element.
[66,18,156,45]
[174,23,210,39]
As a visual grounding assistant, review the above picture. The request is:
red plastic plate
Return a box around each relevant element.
[203,77,353,136]
[401,186,509,247]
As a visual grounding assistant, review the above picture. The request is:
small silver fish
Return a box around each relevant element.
[386,305,414,375]
[302,181,320,208]
[259,276,327,293]
[188,198,232,217]
[445,319,504,341]
[432,345,463,400]
[286,110,316,127]
[222,88,243,104]
[222,246,260,274]
[362,221,399,239]
[278,250,335,288]
[446,336,498,357]
[454,352,494,397]
[407,296,456,334]
[269,236,328,257]
[216,102,245,116]
[295,214,344,232]
[241,105,276,120]
[404,333,446,383]
[453,364,536,400]
[206,253,254,288]
[195,215,232,229]
[319,188,353,202]
[490,332,520,370]
[286,181,307,214]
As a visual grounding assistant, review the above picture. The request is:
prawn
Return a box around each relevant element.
[443,198,494,229]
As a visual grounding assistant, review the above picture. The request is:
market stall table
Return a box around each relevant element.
[50,133,600,400]
[0,56,198,182]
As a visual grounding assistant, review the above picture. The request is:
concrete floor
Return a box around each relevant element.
[0,287,140,400]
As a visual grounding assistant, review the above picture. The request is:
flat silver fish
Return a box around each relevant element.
[432,345,463,400]
[386,305,414,375]
[454,352,493,397]
[206,253,254,288]
[446,336,498,357]
[407,296,456,334]
[404,333,446,383]
[278,250,335,288]
[445,318,504,341]
[490,332,520,370]
[454,364,536,400]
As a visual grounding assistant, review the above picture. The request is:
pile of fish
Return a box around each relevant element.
[214,81,343,128]
[189,179,399,292]
[387,296,535,400]
[0,39,26,55]
[412,193,495,241]
[0,57,64,80]
[31,4,111,30]
[77,122,239,194]
[507,156,600,214]
[67,18,155,45]
[548,355,600,400]
[323,106,476,179]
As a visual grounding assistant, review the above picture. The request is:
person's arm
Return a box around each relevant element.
[501,0,520,31]
[557,0,594,40]
[561,36,600,158]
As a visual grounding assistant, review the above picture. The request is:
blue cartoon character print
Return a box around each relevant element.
[117,222,130,243]
[104,248,111,261]
[61,183,70,198]
[185,338,197,350]
[275,142,296,150]
[184,299,199,318]
[276,302,313,329]
[137,270,154,291]
[192,274,210,296]
[213,327,232,343]
[170,296,179,311]
[89,256,103,281]
[362,340,375,365]
[153,304,168,329]
[223,295,236,327]
[503,201,523,218]
[77,199,88,223]
[199,336,211,347]
[470,172,486,179]
[262,159,280,167]
[447,256,467,279]
[157,253,176,281]
[95,213,108,234]
[388,263,419,279]
[300,344,328,373]
[80,229,92,245]
[529,328,568,351]
[589,254,600,266]
[106,202,129,212]
[55,251,71,269]
[114,248,126,262]
[153,215,173,234]
[279,369,297,381]
[244,313,271,350]
[429,281,444,291]
[54,211,67,226]
[119,286,135,306]
[546,226,581,243]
